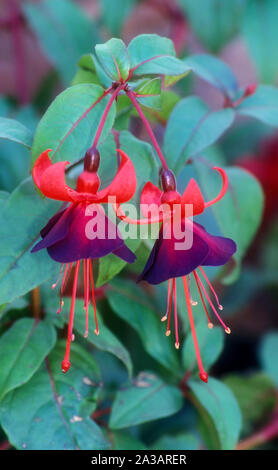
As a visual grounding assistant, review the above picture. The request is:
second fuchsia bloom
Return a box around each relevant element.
[32,147,137,372]
[138,167,236,383]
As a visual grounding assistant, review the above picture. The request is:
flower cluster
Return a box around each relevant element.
[32,84,236,382]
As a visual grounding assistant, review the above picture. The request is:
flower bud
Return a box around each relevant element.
[84,147,100,173]
[160,168,176,192]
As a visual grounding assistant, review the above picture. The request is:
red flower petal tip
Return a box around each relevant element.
[199,371,208,383]
[61,360,71,373]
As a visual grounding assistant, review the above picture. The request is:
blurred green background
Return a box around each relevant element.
[0,0,278,451]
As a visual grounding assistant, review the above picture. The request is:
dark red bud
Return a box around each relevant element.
[84,147,100,173]
[160,168,177,192]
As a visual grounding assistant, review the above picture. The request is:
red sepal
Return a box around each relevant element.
[97,149,137,203]
[181,178,205,216]
[32,149,78,201]
[140,182,162,218]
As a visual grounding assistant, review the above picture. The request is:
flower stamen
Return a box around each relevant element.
[161,279,172,322]
[199,267,223,310]
[166,279,175,336]
[173,279,179,349]
[193,271,213,328]
[83,259,90,338]
[62,260,80,373]
[52,263,64,289]
[194,271,230,332]
[89,260,99,336]
[183,276,208,383]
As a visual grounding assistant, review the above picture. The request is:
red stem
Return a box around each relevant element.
[126,89,169,170]
[237,411,278,450]
[92,85,124,148]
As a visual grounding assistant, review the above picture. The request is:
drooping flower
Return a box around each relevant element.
[138,167,236,382]
[31,147,137,372]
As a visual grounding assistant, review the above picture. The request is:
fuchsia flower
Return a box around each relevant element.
[138,167,236,383]
[31,147,137,372]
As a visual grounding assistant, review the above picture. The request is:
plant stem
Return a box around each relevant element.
[92,85,124,148]
[31,287,41,321]
[236,411,278,450]
[126,89,169,170]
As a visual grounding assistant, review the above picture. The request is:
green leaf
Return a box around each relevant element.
[42,292,133,377]
[106,280,180,374]
[0,342,108,450]
[128,34,191,77]
[72,54,103,87]
[242,0,278,84]
[31,84,116,166]
[74,303,133,378]
[109,372,183,429]
[194,163,264,283]
[0,108,38,192]
[135,78,162,111]
[113,431,147,450]
[0,318,56,401]
[151,433,199,450]
[164,97,235,172]
[100,0,136,35]
[0,178,60,305]
[223,373,276,433]
[96,239,140,288]
[95,38,130,81]
[144,90,181,125]
[179,0,246,53]
[119,130,157,196]
[237,85,278,126]
[182,324,224,375]
[0,117,33,149]
[260,332,278,386]
[23,0,98,85]
[188,377,242,449]
[184,54,239,99]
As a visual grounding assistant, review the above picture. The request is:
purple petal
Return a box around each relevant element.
[31,205,74,253]
[138,220,209,285]
[194,222,237,266]
[40,205,68,237]
[46,204,133,263]
[113,244,136,263]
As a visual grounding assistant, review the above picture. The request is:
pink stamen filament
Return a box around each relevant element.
[58,262,73,313]
[52,263,64,289]
[162,279,172,322]
[194,272,230,333]
[183,276,208,383]
[166,279,175,335]
[126,89,169,170]
[89,260,99,335]
[83,260,89,338]
[62,260,80,373]
[188,274,198,306]
[173,279,179,349]
[193,271,213,327]
[198,266,223,310]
